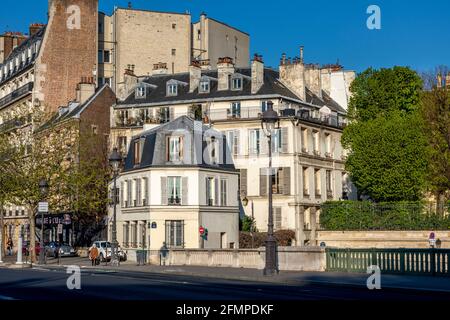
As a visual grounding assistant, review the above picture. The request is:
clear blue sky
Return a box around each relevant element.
[2,0,449,73]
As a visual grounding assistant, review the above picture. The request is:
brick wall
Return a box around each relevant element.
[34,0,98,113]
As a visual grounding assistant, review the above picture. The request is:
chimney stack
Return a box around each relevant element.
[300,46,304,64]
[29,23,45,36]
[217,57,235,91]
[76,77,96,104]
[189,61,202,92]
[251,54,264,94]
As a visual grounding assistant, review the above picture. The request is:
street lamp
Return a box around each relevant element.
[260,101,279,276]
[38,179,49,265]
[109,147,122,267]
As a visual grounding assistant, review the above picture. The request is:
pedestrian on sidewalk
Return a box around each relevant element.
[7,238,13,256]
[89,244,99,266]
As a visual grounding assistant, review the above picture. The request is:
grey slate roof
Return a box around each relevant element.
[118,67,346,114]
[124,115,236,172]
[0,26,46,86]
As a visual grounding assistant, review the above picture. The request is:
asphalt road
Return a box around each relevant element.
[0,267,449,301]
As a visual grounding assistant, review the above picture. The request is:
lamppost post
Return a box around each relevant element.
[261,101,279,276]
[109,148,122,267]
[38,179,49,265]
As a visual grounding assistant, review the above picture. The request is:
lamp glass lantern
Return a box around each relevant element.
[109,148,122,174]
[260,101,280,136]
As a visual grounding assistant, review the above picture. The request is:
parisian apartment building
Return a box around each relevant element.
[109,50,357,247]
[109,116,240,254]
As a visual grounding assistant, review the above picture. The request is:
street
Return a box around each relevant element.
[1,266,450,301]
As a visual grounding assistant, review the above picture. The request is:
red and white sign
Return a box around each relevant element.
[199,226,205,235]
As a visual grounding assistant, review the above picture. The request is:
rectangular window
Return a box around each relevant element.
[249,129,260,155]
[315,169,321,197]
[232,77,242,90]
[103,50,111,63]
[209,136,219,164]
[160,107,171,123]
[167,177,182,205]
[199,80,210,93]
[303,167,309,196]
[134,139,144,166]
[171,49,176,56]
[301,128,308,153]
[261,101,270,113]
[230,102,241,118]
[325,133,332,158]
[136,86,145,98]
[127,180,132,207]
[167,136,183,162]
[326,170,333,198]
[220,179,227,206]
[313,131,320,155]
[118,136,127,154]
[165,220,184,248]
[271,168,284,194]
[272,129,282,153]
[142,178,148,206]
[167,84,177,96]
[135,178,141,206]
[131,223,137,248]
[206,177,214,206]
[123,222,129,247]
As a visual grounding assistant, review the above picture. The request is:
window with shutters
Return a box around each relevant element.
[239,169,247,197]
[326,170,333,198]
[142,178,148,206]
[135,178,141,206]
[249,129,260,155]
[220,179,227,206]
[206,177,215,206]
[160,107,171,123]
[167,176,182,205]
[131,223,138,248]
[123,222,129,247]
[303,167,310,197]
[314,169,321,197]
[134,138,144,166]
[274,207,282,230]
[120,182,124,207]
[127,180,132,207]
[260,167,290,196]
[165,220,184,248]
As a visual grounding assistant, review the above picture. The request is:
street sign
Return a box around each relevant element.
[38,202,48,213]
[199,226,205,235]
[57,224,63,235]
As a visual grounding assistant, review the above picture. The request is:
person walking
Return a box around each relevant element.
[89,244,99,266]
[7,239,13,256]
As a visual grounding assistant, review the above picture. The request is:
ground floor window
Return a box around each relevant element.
[165,220,184,248]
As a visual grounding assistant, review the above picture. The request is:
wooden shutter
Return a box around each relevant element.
[120,182,124,207]
[234,130,240,155]
[240,169,247,197]
[161,177,168,205]
[182,177,188,205]
[275,207,282,230]
[214,178,219,206]
[281,127,289,153]
[283,167,291,195]
[260,168,267,196]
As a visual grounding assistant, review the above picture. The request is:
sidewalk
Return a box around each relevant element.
[25,259,450,294]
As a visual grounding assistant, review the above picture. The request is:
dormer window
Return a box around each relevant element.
[135,86,146,99]
[231,76,243,90]
[199,79,210,93]
[167,82,178,96]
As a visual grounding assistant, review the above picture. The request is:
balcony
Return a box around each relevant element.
[0,82,34,110]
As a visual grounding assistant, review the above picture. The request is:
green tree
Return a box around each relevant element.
[343,66,429,202]
[420,67,450,213]
[348,66,423,121]
[241,215,257,232]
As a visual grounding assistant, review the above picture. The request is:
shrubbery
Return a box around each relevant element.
[239,230,296,248]
[320,201,450,231]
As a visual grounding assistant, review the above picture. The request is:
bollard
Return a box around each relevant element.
[16,235,23,265]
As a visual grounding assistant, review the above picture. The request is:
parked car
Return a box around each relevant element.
[89,241,127,262]
[45,242,77,258]
[22,241,41,256]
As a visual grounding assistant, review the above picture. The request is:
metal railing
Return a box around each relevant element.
[326,248,450,276]
[0,82,33,109]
